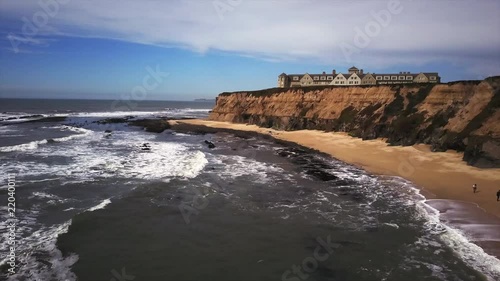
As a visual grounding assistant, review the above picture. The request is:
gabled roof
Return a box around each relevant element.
[279,73,287,77]
[348,66,359,70]
[360,73,375,79]
[348,73,362,79]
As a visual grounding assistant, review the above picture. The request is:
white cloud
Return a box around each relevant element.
[2,0,500,74]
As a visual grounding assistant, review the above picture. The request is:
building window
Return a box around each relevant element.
[327,76,333,80]
[384,76,390,80]
[391,76,397,80]
[399,76,405,80]
[376,76,382,80]
[335,81,338,84]
[430,76,436,80]
[406,76,413,80]
[314,76,319,80]
[293,77,299,81]
[320,76,326,80]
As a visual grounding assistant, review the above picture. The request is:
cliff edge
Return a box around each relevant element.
[209,77,500,168]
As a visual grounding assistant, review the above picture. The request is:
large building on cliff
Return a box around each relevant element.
[277,66,440,88]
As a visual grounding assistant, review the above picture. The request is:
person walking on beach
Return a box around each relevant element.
[497,189,500,201]
[473,184,477,193]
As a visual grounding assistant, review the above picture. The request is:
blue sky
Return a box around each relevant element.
[0,0,499,101]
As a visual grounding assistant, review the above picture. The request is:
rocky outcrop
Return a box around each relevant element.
[209,77,500,168]
[128,119,171,133]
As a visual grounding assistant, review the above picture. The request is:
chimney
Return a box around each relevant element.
[322,71,326,75]
[332,69,336,75]
[360,69,364,75]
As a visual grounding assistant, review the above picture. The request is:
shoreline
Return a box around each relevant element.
[172,119,500,260]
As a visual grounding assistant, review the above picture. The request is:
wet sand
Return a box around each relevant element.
[173,119,500,258]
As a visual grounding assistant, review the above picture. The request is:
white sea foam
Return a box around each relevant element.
[31,191,59,199]
[384,223,400,229]
[291,155,500,280]
[0,139,48,152]
[0,125,93,152]
[415,200,500,280]
[1,130,208,182]
[87,199,112,212]
[0,204,77,281]
[0,126,18,133]
[386,177,500,281]
[4,221,78,281]
[208,154,291,184]
[72,111,163,118]
[68,108,210,118]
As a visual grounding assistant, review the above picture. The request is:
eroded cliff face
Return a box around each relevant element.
[209,77,500,167]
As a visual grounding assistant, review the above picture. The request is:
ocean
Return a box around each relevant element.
[0,98,499,281]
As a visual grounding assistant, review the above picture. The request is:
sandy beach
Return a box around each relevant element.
[175,119,500,258]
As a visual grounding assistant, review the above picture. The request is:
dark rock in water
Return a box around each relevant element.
[304,169,337,181]
[204,140,216,149]
[97,118,130,124]
[19,114,44,119]
[140,143,151,151]
[128,119,171,133]
[21,116,67,123]
[104,130,112,133]
[46,138,57,144]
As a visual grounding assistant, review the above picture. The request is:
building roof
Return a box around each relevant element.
[283,72,439,81]
[348,66,359,70]
[371,73,437,81]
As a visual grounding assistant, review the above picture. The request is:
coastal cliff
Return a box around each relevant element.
[209,77,500,168]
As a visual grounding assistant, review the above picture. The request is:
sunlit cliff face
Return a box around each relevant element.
[210,78,500,167]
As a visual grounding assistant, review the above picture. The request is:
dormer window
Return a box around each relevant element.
[314,76,319,80]
[406,76,413,80]
[327,76,333,80]
[293,77,299,81]
[320,76,326,80]
[430,76,436,80]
